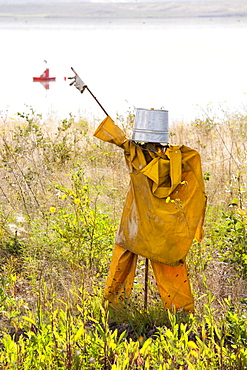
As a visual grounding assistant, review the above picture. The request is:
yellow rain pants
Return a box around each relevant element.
[104,244,194,311]
[94,116,206,311]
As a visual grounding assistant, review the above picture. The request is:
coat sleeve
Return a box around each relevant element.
[93,116,127,147]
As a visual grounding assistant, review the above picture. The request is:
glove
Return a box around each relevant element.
[68,68,87,93]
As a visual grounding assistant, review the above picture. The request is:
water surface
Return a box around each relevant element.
[1,16,247,123]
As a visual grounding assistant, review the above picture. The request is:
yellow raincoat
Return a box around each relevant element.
[94,116,206,311]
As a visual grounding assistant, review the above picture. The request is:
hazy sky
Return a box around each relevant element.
[0,0,229,2]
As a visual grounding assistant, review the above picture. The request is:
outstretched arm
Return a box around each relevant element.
[93,116,128,147]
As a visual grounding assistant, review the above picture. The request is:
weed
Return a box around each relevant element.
[0,105,246,368]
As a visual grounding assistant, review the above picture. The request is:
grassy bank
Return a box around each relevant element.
[0,105,246,368]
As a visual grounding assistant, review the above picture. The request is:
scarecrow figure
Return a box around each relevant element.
[93,111,206,312]
[69,70,206,311]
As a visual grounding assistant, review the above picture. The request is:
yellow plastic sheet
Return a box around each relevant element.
[94,116,207,267]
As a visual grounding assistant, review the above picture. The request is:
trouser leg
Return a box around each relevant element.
[104,244,138,304]
[151,260,194,312]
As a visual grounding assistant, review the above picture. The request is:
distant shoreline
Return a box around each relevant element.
[0,1,247,21]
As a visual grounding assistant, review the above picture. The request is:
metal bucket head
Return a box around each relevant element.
[132,108,169,143]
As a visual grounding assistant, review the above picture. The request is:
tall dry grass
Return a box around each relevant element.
[0,104,246,311]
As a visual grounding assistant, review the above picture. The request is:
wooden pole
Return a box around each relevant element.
[85,86,109,117]
[144,258,149,311]
[70,67,109,117]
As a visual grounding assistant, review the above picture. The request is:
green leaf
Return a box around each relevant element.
[22,316,37,327]
[74,325,85,341]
